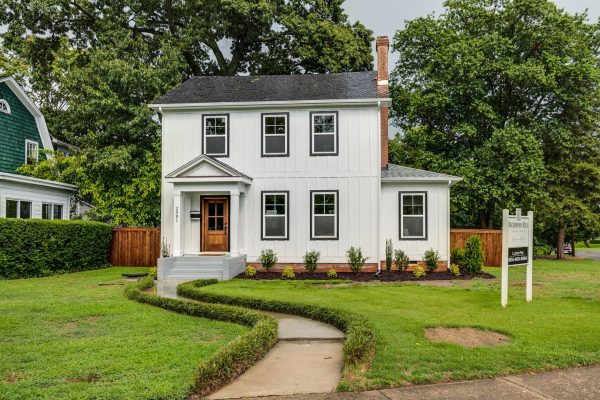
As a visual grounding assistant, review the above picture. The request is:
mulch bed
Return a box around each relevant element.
[236,270,495,282]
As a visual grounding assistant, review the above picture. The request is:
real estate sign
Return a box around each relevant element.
[501,209,533,307]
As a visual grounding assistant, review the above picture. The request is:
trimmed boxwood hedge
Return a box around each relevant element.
[0,219,113,279]
[125,277,278,396]
[177,279,376,388]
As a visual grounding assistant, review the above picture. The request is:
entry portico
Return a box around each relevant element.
[165,154,251,257]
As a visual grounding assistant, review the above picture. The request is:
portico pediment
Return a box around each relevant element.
[165,154,252,184]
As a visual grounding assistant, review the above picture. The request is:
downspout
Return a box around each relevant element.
[447,179,452,270]
[377,101,382,272]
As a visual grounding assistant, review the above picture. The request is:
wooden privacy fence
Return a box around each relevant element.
[450,229,502,267]
[110,228,160,267]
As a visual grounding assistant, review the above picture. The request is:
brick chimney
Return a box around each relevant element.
[376,36,389,169]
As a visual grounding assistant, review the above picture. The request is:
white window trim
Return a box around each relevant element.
[399,192,427,240]
[25,139,39,164]
[42,203,64,220]
[261,191,289,240]
[261,113,289,156]
[5,199,32,219]
[0,99,10,114]
[310,190,338,240]
[310,112,338,155]
[202,114,229,157]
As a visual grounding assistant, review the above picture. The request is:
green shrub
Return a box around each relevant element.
[245,266,257,277]
[394,249,409,272]
[450,248,465,266]
[303,250,320,273]
[0,219,112,279]
[148,266,158,280]
[464,236,484,274]
[126,277,278,397]
[281,266,295,279]
[450,263,461,277]
[534,244,552,256]
[385,239,393,272]
[346,246,367,273]
[177,279,375,376]
[423,248,440,272]
[258,249,277,271]
[413,265,426,278]
[327,268,337,278]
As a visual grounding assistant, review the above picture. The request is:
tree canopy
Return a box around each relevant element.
[1,0,373,226]
[389,0,600,250]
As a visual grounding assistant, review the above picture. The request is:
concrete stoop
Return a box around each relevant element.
[157,254,246,281]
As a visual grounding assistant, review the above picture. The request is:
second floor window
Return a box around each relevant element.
[25,140,39,165]
[0,99,10,114]
[310,112,338,156]
[262,113,289,157]
[203,114,229,157]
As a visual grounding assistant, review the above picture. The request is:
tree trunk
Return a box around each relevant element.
[571,235,576,257]
[557,217,565,259]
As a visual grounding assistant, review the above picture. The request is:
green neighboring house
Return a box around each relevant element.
[0,76,76,219]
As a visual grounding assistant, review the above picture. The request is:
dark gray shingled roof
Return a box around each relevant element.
[153,71,380,104]
[382,164,462,181]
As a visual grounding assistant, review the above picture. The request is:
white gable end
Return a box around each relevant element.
[187,161,229,177]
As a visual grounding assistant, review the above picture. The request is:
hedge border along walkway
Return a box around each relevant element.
[177,279,376,390]
[124,277,278,397]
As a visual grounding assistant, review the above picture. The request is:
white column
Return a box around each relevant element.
[526,211,534,302]
[230,192,240,256]
[501,209,509,307]
[173,192,182,256]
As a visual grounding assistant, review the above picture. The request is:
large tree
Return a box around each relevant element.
[1,0,373,226]
[389,0,600,252]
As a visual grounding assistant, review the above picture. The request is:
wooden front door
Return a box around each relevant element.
[201,197,229,252]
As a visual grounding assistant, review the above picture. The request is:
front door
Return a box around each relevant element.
[201,197,229,252]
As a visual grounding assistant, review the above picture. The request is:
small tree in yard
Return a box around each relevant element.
[423,249,440,272]
[258,249,277,271]
[303,250,320,273]
[385,239,393,272]
[394,249,409,272]
[464,236,484,274]
[346,246,367,273]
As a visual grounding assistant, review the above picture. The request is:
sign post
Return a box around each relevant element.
[501,208,534,307]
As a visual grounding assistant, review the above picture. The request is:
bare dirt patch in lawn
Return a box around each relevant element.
[66,373,101,383]
[425,327,510,348]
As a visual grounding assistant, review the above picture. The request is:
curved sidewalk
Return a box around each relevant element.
[243,364,600,400]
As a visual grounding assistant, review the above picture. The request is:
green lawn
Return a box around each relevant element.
[200,259,600,390]
[0,268,247,400]
[576,242,600,250]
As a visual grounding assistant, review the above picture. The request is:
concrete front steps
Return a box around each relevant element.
[157,255,246,281]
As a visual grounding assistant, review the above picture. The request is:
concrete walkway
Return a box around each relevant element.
[154,280,346,399]
[243,365,600,400]
[577,251,600,262]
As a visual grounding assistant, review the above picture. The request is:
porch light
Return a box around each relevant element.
[190,210,201,220]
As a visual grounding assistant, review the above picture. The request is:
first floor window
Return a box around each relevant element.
[6,199,32,219]
[399,192,427,239]
[43,203,64,220]
[25,140,39,164]
[262,114,288,156]
[311,191,338,239]
[262,191,288,240]
[203,114,228,156]
[310,112,338,155]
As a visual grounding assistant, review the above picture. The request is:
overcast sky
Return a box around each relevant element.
[344,0,600,66]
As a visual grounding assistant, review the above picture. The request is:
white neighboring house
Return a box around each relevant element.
[152,36,461,280]
[0,76,76,219]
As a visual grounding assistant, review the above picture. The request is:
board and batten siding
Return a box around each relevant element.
[0,180,70,219]
[161,106,382,263]
[380,182,450,262]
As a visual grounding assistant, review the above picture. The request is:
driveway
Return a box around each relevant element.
[576,251,600,262]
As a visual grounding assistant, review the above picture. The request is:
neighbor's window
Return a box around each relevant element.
[310,112,338,155]
[203,115,228,157]
[6,199,32,219]
[262,192,288,240]
[399,192,427,239]
[42,203,63,220]
[25,140,39,164]
[311,191,338,239]
[0,99,10,114]
[262,114,288,156]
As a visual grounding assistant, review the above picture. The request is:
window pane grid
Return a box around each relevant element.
[311,192,337,239]
[263,114,288,156]
[400,193,426,239]
[263,192,288,239]
[311,113,337,154]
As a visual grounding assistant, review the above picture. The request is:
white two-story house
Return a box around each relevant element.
[153,36,461,280]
